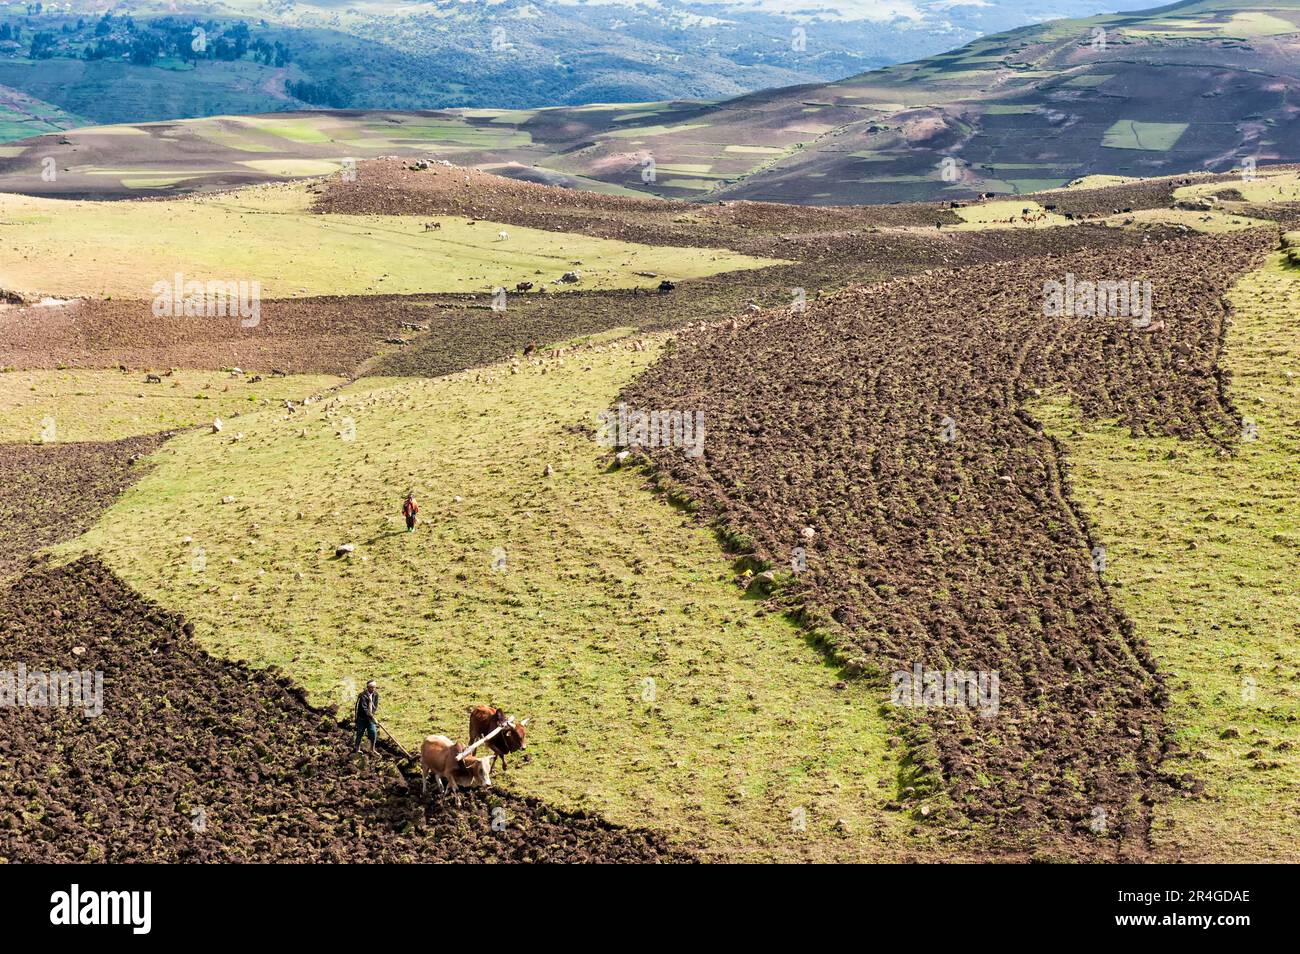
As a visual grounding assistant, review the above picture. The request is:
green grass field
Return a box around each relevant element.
[1124,10,1299,38]
[952,200,1072,230]
[1175,170,1300,206]
[1102,121,1189,152]
[0,369,342,443]
[0,182,784,300]
[0,91,83,144]
[58,339,915,861]
[1105,208,1273,233]
[1062,174,1141,190]
[1034,252,1300,861]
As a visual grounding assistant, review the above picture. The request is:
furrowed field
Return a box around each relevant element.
[3,144,1298,863]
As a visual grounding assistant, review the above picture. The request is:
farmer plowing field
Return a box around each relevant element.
[350,690,529,799]
[353,681,380,755]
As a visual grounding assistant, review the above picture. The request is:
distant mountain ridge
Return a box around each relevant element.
[0,0,1142,136]
[3,0,1298,205]
[434,0,1300,204]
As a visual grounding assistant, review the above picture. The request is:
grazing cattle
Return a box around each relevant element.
[498,230,509,241]
[657,279,676,294]
[468,704,526,773]
[523,341,537,357]
[423,222,442,231]
[516,281,534,292]
[144,374,162,384]
[419,734,494,797]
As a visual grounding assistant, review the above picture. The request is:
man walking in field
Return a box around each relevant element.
[402,492,419,533]
[354,680,380,755]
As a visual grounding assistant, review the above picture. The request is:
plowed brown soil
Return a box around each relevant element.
[0,557,688,863]
[310,158,961,251]
[622,227,1277,858]
[0,434,168,582]
[0,296,436,376]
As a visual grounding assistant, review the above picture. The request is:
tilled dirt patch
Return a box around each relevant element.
[0,557,687,863]
[0,435,168,583]
[0,296,443,376]
[621,228,1277,857]
[310,159,964,251]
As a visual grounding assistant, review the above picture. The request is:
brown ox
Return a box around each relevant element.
[468,705,526,773]
[419,734,494,798]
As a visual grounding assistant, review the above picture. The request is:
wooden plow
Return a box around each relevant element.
[456,716,530,761]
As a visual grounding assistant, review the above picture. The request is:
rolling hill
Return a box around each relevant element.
[0,0,1139,141]
[2,0,1297,203]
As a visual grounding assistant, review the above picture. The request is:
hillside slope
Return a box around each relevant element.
[3,0,1297,203]
[3,160,1297,861]
[0,0,1129,139]
[509,0,1300,203]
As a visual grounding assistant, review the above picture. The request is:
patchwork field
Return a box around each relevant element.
[3,152,1299,866]
[2,1,1295,205]
[620,225,1281,858]
[0,85,82,144]
[54,338,914,862]
[0,557,686,863]
[0,433,168,583]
